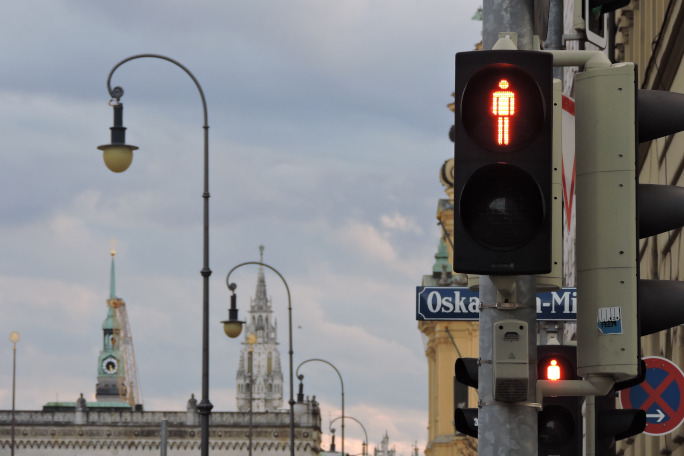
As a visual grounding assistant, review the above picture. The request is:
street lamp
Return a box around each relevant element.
[224,260,295,456]
[331,415,368,456]
[10,331,21,456]
[98,54,216,456]
[297,359,345,456]
[221,288,244,339]
[9,331,19,456]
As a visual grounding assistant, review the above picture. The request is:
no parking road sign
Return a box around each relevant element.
[619,356,684,435]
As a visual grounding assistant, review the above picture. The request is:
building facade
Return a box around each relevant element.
[0,397,320,456]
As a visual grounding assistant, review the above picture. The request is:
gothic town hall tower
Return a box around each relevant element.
[236,246,284,412]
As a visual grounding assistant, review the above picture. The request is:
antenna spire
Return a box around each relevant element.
[109,238,117,300]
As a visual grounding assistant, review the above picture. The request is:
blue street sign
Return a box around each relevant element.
[620,356,684,436]
[415,286,577,321]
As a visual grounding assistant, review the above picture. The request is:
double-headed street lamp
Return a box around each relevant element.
[223,260,295,456]
[98,54,219,456]
[297,358,345,456]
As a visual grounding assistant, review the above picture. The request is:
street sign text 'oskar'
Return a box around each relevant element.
[416,286,577,321]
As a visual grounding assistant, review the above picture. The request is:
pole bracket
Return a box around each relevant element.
[479,302,533,311]
[478,399,543,410]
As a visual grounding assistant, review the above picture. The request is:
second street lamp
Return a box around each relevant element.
[224,257,296,456]
[97,54,217,456]
[297,358,345,456]
[331,415,368,456]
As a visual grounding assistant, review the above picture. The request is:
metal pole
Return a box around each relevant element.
[226,262,295,456]
[105,54,213,456]
[248,345,254,456]
[543,0,564,80]
[585,395,596,456]
[161,419,168,456]
[478,276,538,454]
[296,359,345,456]
[477,3,539,454]
[11,338,17,456]
[482,0,534,51]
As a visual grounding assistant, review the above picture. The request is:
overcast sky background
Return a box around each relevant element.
[0,1,481,454]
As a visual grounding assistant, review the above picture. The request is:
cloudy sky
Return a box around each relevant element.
[0,1,481,454]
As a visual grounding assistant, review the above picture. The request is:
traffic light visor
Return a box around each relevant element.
[461,64,545,151]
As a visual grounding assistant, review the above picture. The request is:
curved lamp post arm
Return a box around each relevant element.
[226,261,295,456]
[296,358,345,456]
[106,54,208,126]
[330,416,367,456]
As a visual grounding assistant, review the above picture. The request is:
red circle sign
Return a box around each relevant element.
[619,356,684,436]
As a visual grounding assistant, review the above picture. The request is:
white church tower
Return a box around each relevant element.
[236,246,284,412]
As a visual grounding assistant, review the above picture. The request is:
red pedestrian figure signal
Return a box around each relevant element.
[546,359,561,381]
[492,79,516,146]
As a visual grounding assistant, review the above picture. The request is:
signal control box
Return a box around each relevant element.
[493,319,529,402]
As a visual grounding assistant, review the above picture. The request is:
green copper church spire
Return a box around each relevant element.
[432,238,452,277]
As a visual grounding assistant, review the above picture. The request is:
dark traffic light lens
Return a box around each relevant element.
[460,164,544,251]
[538,405,576,449]
[461,63,545,152]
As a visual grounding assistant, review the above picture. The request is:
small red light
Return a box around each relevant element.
[491,79,516,146]
[546,359,561,381]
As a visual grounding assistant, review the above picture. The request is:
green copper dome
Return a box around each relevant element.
[432,238,452,276]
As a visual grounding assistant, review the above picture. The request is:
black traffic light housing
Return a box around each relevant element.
[454,358,478,438]
[636,90,684,338]
[537,345,582,456]
[453,50,553,275]
[594,363,646,456]
[595,393,646,455]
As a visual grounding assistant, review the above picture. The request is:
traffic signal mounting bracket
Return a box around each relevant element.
[536,375,613,403]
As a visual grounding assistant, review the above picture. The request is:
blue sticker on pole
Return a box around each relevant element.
[597,306,622,334]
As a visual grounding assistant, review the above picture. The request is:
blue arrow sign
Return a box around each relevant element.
[416,286,577,321]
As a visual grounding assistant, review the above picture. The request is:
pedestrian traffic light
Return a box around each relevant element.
[575,62,684,382]
[456,346,584,452]
[537,345,582,456]
[452,49,554,275]
[454,357,478,438]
